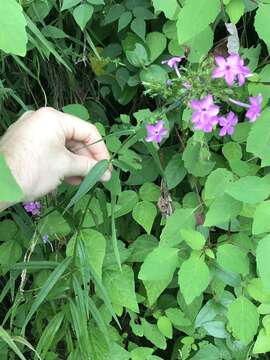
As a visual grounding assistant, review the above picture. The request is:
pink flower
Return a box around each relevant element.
[212,54,251,86]
[145,120,167,143]
[162,56,184,78]
[246,95,263,122]
[190,94,220,132]
[218,112,238,136]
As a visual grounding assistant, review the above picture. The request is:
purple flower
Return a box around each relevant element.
[190,94,220,132]
[42,234,49,243]
[145,120,167,143]
[218,112,238,136]
[23,201,41,216]
[212,54,251,86]
[246,95,263,122]
[162,56,184,78]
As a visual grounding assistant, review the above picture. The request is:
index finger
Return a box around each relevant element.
[58,112,110,162]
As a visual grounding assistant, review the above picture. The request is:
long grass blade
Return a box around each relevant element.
[0,326,26,360]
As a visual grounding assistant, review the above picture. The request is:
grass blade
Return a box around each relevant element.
[65,159,109,211]
[0,326,26,360]
[22,257,72,332]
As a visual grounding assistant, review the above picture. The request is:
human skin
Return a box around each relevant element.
[0,107,111,211]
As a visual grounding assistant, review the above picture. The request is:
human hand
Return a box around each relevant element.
[0,107,111,203]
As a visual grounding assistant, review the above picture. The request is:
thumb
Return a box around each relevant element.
[63,152,111,181]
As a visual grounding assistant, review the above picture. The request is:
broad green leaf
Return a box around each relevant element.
[0,220,17,242]
[203,321,227,339]
[157,316,173,339]
[62,104,90,120]
[0,241,22,267]
[204,194,242,227]
[131,347,153,360]
[0,0,27,56]
[87,0,104,4]
[118,11,132,32]
[183,138,215,177]
[104,265,138,312]
[138,247,178,281]
[141,319,166,349]
[178,257,210,304]
[226,0,245,24]
[253,200,270,235]
[256,234,270,291]
[192,343,221,360]
[0,155,23,202]
[160,208,196,247]
[222,142,242,161]
[253,329,270,354]
[247,108,270,166]
[66,229,106,279]
[152,0,180,20]
[165,308,192,328]
[130,18,146,40]
[204,168,234,202]
[228,296,259,344]
[247,278,270,303]
[22,257,72,331]
[61,0,81,11]
[126,43,149,68]
[225,176,270,204]
[216,244,249,275]
[254,4,270,48]
[132,201,157,234]
[164,154,187,190]
[140,65,168,84]
[176,0,220,44]
[128,234,158,262]
[38,210,71,238]
[180,229,206,250]
[144,279,169,306]
[73,3,94,31]
[66,159,109,210]
[187,26,214,63]
[139,182,160,202]
[145,32,167,63]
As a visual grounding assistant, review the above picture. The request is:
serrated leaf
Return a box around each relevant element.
[178,257,210,304]
[228,296,259,344]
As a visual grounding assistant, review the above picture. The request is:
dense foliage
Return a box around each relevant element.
[1,0,270,358]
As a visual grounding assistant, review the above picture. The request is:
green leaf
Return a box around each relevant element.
[62,104,90,120]
[216,244,249,275]
[0,241,22,267]
[157,316,173,339]
[152,0,180,20]
[87,0,104,4]
[38,210,71,238]
[225,176,270,204]
[165,308,192,328]
[66,159,109,210]
[126,43,149,68]
[204,168,234,202]
[140,65,168,84]
[183,138,215,177]
[0,155,23,202]
[192,344,221,360]
[104,265,138,312]
[204,194,242,227]
[139,182,160,202]
[118,11,133,32]
[180,229,206,250]
[0,220,17,242]
[143,279,169,306]
[226,0,245,24]
[247,278,270,303]
[0,326,27,360]
[228,296,259,345]
[247,108,270,166]
[187,26,214,63]
[138,247,178,281]
[73,3,94,31]
[253,328,270,354]
[256,234,270,291]
[145,32,167,63]
[178,257,210,304]
[176,0,220,44]
[128,234,158,262]
[164,154,187,190]
[66,229,106,279]
[132,201,157,234]
[254,4,270,48]
[252,200,270,235]
[130,18,146,40]
[0,0,27,56]
[222,142,242,161]
[61,0,81,11]
[141,319,167,349]
[22,257,72,331]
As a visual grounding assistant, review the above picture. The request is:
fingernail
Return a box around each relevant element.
[101,169,112,182]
